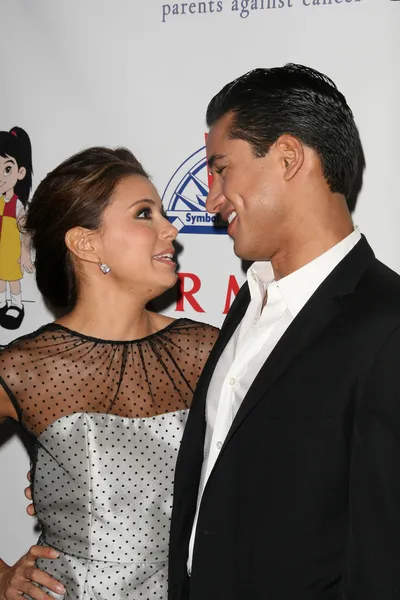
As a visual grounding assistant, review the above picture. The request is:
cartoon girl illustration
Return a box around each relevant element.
[0,126,33,330]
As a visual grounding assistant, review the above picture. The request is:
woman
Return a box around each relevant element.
[0,147,218,599]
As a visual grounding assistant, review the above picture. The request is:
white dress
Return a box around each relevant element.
[0,319,218,599]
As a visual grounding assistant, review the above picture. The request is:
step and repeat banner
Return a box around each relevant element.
[0,0,399,565]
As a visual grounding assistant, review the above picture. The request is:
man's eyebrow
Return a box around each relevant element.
[207,154,227,169]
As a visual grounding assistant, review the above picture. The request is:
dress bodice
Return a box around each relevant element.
[0,319,218,599]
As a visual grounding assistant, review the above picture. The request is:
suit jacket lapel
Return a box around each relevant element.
[220,294,341,452]
[173,283,251,502]
[215,236,376,458]
[192,283,250,407]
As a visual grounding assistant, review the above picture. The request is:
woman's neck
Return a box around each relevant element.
[57,289,159,342]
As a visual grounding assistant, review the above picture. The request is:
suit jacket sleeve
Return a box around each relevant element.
[346,325,400,599]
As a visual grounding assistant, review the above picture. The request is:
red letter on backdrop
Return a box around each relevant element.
[223,275,240,314]
[176,273,205,313]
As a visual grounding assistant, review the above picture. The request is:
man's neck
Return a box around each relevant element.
[271,223,355,281]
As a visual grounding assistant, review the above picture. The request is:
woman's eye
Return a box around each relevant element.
[216,166,226,175]
[137,208,152,219]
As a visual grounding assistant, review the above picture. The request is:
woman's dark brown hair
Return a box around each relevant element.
[25,146,148,310]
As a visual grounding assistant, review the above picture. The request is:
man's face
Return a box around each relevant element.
[206,112,288,261]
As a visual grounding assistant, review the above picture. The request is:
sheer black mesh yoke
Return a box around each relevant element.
[0,318,219,438]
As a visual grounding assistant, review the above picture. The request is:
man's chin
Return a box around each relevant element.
[233,240,253,262]
[233,240,269,263]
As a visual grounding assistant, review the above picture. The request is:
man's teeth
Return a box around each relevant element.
[227,211,237,224]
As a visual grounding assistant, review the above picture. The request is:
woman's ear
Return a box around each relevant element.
[65,227,100,265]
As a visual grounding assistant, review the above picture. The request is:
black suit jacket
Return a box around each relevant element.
[169,237,400,599]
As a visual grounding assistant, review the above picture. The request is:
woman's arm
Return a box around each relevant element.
[0,388,66,600]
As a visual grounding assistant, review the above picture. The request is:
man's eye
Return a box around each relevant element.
[216,166,226,175]
[4,166,12,176]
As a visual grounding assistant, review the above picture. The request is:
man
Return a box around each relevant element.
[168,64,400,599]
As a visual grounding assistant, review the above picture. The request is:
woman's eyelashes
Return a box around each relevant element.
[135,202,167,221]
[136,206,152,219]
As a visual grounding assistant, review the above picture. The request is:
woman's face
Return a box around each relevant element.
[96,174,178,299]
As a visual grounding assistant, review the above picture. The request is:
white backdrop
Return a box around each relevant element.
[0,0,399,565]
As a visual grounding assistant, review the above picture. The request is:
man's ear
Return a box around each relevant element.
[275,134,304,181]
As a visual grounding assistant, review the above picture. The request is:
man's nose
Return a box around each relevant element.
[206,178,225,214]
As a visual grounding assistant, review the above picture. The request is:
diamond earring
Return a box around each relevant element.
[99,262,111,274]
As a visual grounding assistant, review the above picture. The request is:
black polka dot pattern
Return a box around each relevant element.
[0,318,218,598]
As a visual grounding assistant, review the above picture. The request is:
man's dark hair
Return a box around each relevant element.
[206,64,363,199]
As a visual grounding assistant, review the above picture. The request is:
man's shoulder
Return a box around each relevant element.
[355,258,400,329]
[363,257,400,297]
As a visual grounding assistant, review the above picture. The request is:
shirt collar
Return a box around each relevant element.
[247,227,362,318]
[247,261,274,302]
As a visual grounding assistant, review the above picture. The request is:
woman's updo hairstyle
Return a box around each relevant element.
[24,146,148,310]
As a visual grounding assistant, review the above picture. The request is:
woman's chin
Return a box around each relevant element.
[149,273,179,300]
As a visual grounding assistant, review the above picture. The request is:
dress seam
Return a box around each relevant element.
[82,413,93,599]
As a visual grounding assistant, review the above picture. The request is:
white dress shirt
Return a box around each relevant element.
[187,227,362,573]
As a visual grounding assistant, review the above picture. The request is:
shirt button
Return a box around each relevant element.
[216,441,222,449]
[229,377,236,386]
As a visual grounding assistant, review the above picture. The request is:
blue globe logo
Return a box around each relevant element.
[162,146,227,235]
